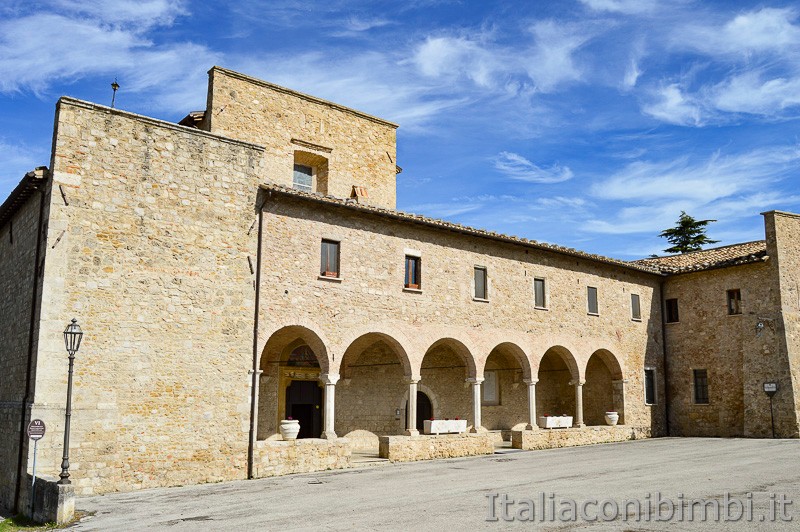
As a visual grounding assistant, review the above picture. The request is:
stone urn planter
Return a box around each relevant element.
[604,412,619,426]
[280,419,300,440]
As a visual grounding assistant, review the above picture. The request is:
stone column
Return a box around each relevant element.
[320,373,339,439]
[405,379,419,436]
[249,369,264,446]
[612,379,627,424]
[574,380,586,428]
[524,378,538,430]
[467,378,484,433]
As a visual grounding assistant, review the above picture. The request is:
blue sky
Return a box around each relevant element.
[1,0,799,258]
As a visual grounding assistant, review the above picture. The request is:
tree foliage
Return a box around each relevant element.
[659,211,719,254]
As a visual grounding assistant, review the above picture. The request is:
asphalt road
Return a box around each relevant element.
[70,438,800,531]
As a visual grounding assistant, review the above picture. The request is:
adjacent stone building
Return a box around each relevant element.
[2,66,799,512]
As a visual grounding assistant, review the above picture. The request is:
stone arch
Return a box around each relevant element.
[480,342,532,432]
[257,324,331,441]
[480,341,533,381]
[584,349,625,426]
[422,337,478,380]
[536,346,580,421]
[339,332,413,380]
[336,325,416,377]
[259,324,330,377]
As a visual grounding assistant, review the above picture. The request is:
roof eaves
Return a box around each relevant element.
[0,167,49,229]
[258,183,664,276]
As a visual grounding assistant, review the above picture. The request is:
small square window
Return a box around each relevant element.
[534,278,546,309]
[474,267,488,300]
[405,256,421,289]
[727,289,742,315]
[631,293,641,321]
[665,298,679,323]
[587,286,598,315]
[644,368,656,405]
[320,239,340,278]
[293,164,313,192]
[693,369,709,404]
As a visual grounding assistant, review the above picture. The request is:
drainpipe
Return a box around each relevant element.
[659,279,671,437]
[247,193,265,480]
[13,169,48,514]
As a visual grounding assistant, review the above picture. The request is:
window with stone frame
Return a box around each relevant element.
[644,368,656,404]
[474,266,488,300]
[320,239,340,278]
[665,298,679,323]
[693,369,709,404]
[727,289,742,315]
[587,286,599,315]
[405,255,421,289]
[534,277,547,309]
[631,293,641,321]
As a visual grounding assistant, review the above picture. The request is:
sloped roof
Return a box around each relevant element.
[259,182,663,275]
[631,241,768,274]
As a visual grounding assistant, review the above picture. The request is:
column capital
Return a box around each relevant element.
[612,379,629,385]
[319,373,340,385]
[569,379,586,386]
[404,377,420,385]
[466,378,484,384]
[523,378,539,385]
[248,369,264,375]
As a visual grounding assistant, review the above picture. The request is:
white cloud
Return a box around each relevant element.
[642,84,702,126]
[579,0,658,15]
[677,7,800,57]
[47,0,187,28]
[585,146,800,234]
[710,71,800,115]
[494,152,573,183]
[526,21,589,92]
[412,35,507,89]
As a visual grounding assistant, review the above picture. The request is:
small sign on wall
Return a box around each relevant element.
[764,382,778,397]
[483,371,499,405]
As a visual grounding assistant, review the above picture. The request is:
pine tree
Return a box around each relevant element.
[659,211,719,254]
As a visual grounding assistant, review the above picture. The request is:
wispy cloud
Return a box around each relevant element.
[494,151,574,183]
[586,145,800,233]
[642,84,702,126]
[579,0,658,15]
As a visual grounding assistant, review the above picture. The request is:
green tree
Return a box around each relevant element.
[659,211,719,254]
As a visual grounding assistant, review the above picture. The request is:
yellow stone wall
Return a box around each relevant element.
[204,67,398,209]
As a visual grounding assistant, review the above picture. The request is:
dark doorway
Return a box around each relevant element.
[285,380,323,438]
[406,391,433,432]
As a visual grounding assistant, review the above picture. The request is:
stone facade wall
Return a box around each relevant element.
[765,211,800,437]
[378,434,494,462]
[27,98,265,496]
[205,68,398,210]
[0,185,45,512]
[252,439,351,478]
[511,426,651,450]
[257,194,668,438]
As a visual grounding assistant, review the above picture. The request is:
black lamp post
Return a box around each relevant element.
[58,318,83,485]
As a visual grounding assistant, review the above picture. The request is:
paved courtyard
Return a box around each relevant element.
[70,438,799,530]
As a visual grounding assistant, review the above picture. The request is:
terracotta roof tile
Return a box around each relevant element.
[631,241,768,274]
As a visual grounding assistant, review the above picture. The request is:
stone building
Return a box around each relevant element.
[1,66,799,512]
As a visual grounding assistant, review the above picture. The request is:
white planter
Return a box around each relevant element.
[423,419,467,435]
[280,419,300,440]
[604,412,619,426]
[538,416,573,429]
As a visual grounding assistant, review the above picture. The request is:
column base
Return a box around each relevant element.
[404,429,419,436]
[525,424,539,431]
[574,423,586,429]
[321,431,338,440]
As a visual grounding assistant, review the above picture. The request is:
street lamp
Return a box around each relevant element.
[58,318,83,485]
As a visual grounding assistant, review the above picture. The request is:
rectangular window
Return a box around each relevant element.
[293,164,313,192]
[474,266,487,300]
[320,239,340,277]
[631,293,641,320]
[665,298,679,323]
[644,368,656,405]
[534,278,546,309]
[693,369,709,404]
[405,256,421,289]
[727,289,742,315]
[482,370,499,405]
[587,286,598,315]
